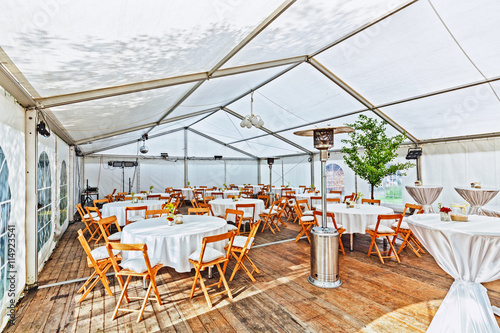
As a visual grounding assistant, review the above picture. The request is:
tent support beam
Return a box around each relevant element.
[187,128,258,159]
[223,107,312,154]
[308,58,419,144]
[184,129,188,186]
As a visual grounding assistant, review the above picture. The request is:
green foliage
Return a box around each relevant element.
[341,115,414,197]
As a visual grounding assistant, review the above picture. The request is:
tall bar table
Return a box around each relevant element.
[405,185,443,213]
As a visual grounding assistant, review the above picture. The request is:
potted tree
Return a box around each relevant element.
[341,115,414,199]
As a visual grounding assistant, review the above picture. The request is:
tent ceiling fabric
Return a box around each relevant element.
[1,0,500,157]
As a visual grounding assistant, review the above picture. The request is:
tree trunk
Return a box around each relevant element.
[371,184,374,200]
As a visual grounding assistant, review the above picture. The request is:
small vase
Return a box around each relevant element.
[440,212,451,221]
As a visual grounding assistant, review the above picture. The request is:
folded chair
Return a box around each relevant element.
[106,242,163,323]
[76,229,120,303]
[145,209,171,219]
[125,206,147,225]
[235,203,255,235]
[361,198,381,206]
[259,200,279,234]
[293,203,316,243]
[227,220,261,282]
[366,214,403,264]
[188,207,210,215]
[188,231,236,308]
[86,206,104,243]
[76,203,99,241]
[224,209,244,235]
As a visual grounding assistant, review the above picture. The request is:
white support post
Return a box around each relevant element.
[184,129,188,186]
[310,154,315,187]
[257,159,261,184]
[25,109,38,287]
[68,146,75,222]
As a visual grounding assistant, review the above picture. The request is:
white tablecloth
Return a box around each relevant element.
[455,186,500,215]
[174,188,194,201]
[482,205,500,218]
[121,215,229,273]
[407,214,500,333]
[238,185,262,193]
[209,198,265,219]
[405,185,443,213]
[295,193,340,208]
[101,200,165,226]
[315,203,394,234]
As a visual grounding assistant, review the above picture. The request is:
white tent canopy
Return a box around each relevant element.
[2,0,500,157]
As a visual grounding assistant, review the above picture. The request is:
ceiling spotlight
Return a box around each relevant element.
[139,133,149,154]
[161,153,169,158]
[240,91,264,129]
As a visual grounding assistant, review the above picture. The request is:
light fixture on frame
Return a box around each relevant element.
[240,91,264,129]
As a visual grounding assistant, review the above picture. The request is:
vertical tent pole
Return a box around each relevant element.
[184,128,188,187]
[68,146,75,222]
[25,109,38,288]
[310,154,315,188]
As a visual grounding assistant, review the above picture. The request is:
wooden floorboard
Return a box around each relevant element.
[5,206,500,332]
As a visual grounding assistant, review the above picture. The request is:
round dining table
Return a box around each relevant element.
[315,203,394,251]
[405,185,443,213]
[455,186,500,215]
[209,198,265,219]
[101,200,166,226]
[407,214,500,332]
[121,215,229,273]
[124,192,168,199]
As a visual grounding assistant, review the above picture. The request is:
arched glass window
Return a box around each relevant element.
[0,146,12,300]
[326,163,345,194]
[37,152,52,252]
[59,161,68,226]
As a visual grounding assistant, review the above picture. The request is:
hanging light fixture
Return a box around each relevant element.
[240,91,264,129]
[139,133,149,154]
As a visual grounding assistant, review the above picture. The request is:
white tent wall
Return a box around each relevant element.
[226,160,258,186]
[188,160,226,188]
[421,138,500,209]
[83,156,139,197]
[0,88,26,329]
[139,159,185,191]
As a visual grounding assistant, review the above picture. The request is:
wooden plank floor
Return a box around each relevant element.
[6,207,500,332]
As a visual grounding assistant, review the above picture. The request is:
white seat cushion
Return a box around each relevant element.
[261,208,277,215]
[303,210,314,216]
[189,247,225,263]
[227,225,238,231]
[366,224,394,233]
[128,215,145,222]
[90,246,120,261]
[301,216,315,222]
[242,212,254,219]
[232,236,254,249]
[107,231,122,241]
[120,257,161,273]
[83,212,98,219]
[392,221,409,229]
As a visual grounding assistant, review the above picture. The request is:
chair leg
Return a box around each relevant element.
[112,276,131,321]
[198,271,212,308]
[373,241,385,264]
[338,233,345,255]
[216,263,232,300]
[137,282,153,323]
[387,236,400,263]
[190,269,201,299]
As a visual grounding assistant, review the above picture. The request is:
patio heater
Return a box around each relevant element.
[294,126,354,288]
[267,158,277,201]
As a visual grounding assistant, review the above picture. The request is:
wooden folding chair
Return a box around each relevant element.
[146,194,160,200]
[203,196,215,204]
[76,203,99,241]
[293,203,316,243]
[188,231,236,308]
[125,206,147,225]
[93,198,109,209]
[310,196,322,210]
[366,214,403,264]
[106,243,163,323]
[86,206,104,243]
[274,198,288,228]
[98,216,122,243]
[165,187,173,194]
[326,197,341,203]
[191,199,199,208]
[106,194,115,202]
[76,229,120,303]
[235,203,255,235]
[362,198,381,206]
[188,207,210,215]
[257,195,269,208]
[330,190,342,195]
[393,204,425,257]
[211,191,224,199]
[173,189,185,207]
[224,209,244,235]
[259,201,279,234]
[313,211,346,255]
[343,194,354,203]
[198,202,216,216]
[296,199,314,215]
[227,220,262,282]
[145,209,170,219]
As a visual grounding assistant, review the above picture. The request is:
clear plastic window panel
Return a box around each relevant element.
[0,0,283,96]
[231,134,305,157]
[59,160,68,226]
[224,0,408,68]
[167,65,288,119]
[381,83,500,141]
[0,146,12,301]
[226,64,365,132]
[187,131,251,158]
[314,0,484,106]
[37,152,52,252]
